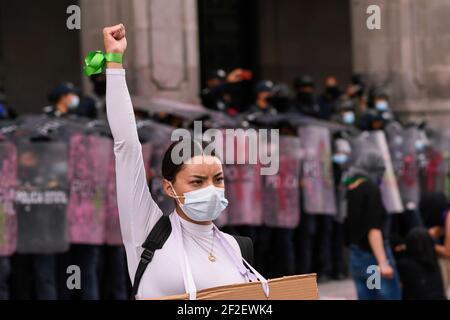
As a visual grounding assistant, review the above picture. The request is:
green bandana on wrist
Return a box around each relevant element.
[83,51,123,76]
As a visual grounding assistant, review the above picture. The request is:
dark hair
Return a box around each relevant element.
[405,227,439,271]
[419,191,449,228]
[161,139,219,182]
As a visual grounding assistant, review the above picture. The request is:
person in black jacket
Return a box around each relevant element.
[289,75,321,118]
[44,82,80,117]
[396,227,447,300]
[200,68,252,116]
[344,151,402,299]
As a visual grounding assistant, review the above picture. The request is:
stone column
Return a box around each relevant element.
[351,0,450,128]
[80,0,200,104]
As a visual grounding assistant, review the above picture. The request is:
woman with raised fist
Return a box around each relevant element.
[103,24,266,300]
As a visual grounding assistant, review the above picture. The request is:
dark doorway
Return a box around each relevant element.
[0,0,81,115]
[197,0,260,88]
[258,0,353,92]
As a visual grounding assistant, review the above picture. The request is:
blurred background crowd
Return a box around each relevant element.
[1,60,449,300]
[1,0,450,300]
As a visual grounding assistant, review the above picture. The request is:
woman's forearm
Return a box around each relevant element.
[104,25,163,274]
[105,68,139,144]
[435,244,450,257]
[368,229,389,265]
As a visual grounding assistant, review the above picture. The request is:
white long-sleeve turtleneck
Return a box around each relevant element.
[105,68,247,299]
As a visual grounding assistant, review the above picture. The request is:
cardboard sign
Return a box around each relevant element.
[151,274,318,300]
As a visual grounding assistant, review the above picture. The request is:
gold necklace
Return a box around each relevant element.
[191,230,216,262]
[208,230,216,262]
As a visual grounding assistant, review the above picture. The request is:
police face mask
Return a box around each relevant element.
[326,86,341,99]
[342,111,355,125]
[68,95,80,110]
[168,182,228,222]
[415,140,426,152]
[375,100,389,112]
[332,153,349,165]
[297,91,314,105]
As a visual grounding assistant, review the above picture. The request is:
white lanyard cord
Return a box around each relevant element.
[213,225,270,298]
[172,214,197,300]
[172,213,270,300]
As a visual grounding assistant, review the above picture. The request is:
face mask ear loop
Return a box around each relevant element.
[166,180,184,206]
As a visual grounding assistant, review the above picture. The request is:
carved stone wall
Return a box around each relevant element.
[351,0,450,127]
[80,0,200,104]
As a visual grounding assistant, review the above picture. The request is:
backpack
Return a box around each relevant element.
[130,214,254,299]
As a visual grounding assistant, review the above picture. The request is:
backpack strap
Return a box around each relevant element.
[130,214,172,300]
[232,235,254,266]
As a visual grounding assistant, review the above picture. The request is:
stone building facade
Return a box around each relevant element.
[1,0,450,127]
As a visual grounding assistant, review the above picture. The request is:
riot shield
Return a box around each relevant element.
[262,135,301,228]
[211,128,264,226]
[138,121,176,214]
[223,163,264,226]
[299,126,337,215]
[0,141,17,256]
[351,131,404,213]
[104,139,121,245]
[15,141,69,254]
[386,126,421,209]
[67,134,111,244]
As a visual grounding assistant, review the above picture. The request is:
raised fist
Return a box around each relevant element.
[103,23,127,54]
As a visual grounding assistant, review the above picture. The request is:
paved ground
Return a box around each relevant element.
[318,278,450,300]
[318,278,357,300]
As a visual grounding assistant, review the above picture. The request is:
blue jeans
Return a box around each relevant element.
[350,243,401,300]
[0,256,11,300]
